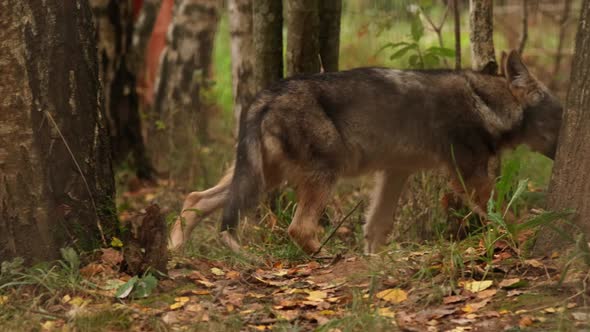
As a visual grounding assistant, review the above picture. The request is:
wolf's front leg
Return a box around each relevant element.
[168,169,233,250]
[288,178,335,255]
[364,171,409,254]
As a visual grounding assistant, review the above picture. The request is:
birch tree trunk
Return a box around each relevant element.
[229,0,256,127]
[253,0,283,89]
[90,0,154,179]
[319,0,342,72]
[152,0,219,182]
[286,0,320,76]
[130,0,162,78]
[469,0,497,72]
[0,0,117,262]
[534,0,590,256]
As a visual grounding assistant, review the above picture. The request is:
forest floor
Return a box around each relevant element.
[1,177,590,332]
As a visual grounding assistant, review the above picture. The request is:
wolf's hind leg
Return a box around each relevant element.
[168,168,233,250]
[364,171,409,254]
[288,177,335,255]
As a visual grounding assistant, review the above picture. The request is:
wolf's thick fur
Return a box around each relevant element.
[169,51,562,254]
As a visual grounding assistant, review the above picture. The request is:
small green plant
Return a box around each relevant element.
[0,248,91,295]
[378,8,455,69]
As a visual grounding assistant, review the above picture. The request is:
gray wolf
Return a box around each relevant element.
[168,50,562,254]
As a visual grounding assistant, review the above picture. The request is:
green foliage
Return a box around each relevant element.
[0,248,90,295]
[115,273,159,299]
[378,9,455,69]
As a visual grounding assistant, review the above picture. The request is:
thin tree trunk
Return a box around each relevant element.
[550,0,572,90]
[253,0,283,89]
[130,0,162,78]
[319,0,342,72]
[453,0,461,69]
[518,0,528,54]
[229,0,256,128]
[90,0,155,179]
[469,0,497,72]
[0,0,117,262]
[286,0,320,76]
[152,0,219,182]
[534,0,590,256]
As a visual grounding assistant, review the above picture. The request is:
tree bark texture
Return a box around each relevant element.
[253,0,283,89]
[130,0,162,79]
[229,0,256,127]
[152,0,219,181]
[286,0,320,76]
[469,0,497,72]
[90,0,154,179]
[534,0,590,256]
[0,0,117,262]
[319,0,342,72]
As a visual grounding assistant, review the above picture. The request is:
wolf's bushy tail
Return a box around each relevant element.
[220,104,268,234]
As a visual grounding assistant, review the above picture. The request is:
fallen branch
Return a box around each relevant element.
[312,200,363,257]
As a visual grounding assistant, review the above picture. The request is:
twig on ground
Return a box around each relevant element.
[312,200,363,258]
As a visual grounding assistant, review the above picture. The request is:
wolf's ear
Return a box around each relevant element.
[504,50,531,86]
[504,50,543,104]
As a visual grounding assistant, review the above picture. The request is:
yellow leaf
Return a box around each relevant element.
[197,280,215,288]
[170,296,190,310]
[376,288,408,304]
[69,296,88,307]
[169,302,184,310]
[0,296,8,305]
[62,295,71,303]
[191,290,210,295]
[307,290,328,302]
[211,267,225,276]
[41,321,56,330]
[464,280,493,293]
[110,237,123,248]
[378,307,396,318]
[319,310,337,316]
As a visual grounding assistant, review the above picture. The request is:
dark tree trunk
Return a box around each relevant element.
[286,0,320,76]
[90,0,155,179]
[534,0,590,256]
[152,0,219,182]
[319,0,342,72]
[0,0,117,263]
[253,0,284,89]
[453,0,461,69]
[229,0,256,127]
[469,0,497,72]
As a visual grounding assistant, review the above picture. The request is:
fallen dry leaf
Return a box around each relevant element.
[499,278,526,289]
[101,248,123,266]
[378,307,396,318]
[572,312,590,321]
[476,289,497,299]
[464,280,493,293]
[307,290,328,302]
[443,295,465,304]
[376,288,408,304]
[169,297,190,310]
[524,259,544,268]
[519,315,534,328]
[462,299,490,313]
[210,267,225,276]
